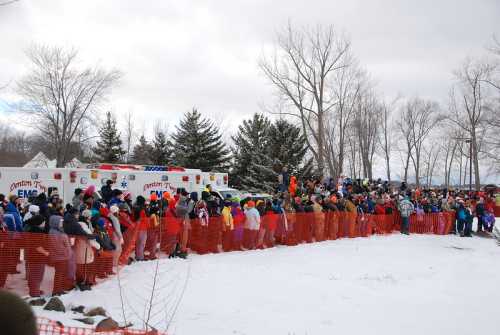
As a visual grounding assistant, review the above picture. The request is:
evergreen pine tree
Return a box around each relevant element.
[172,108,230,171]
[268,119,312,178]
[150,127,173,165]
[231,115,315,193]
[131,135,153,165]
[93,112,125,163]
[231,113,276,193]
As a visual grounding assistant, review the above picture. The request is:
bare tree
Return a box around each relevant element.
[408,98,441,187]
[326,60,362,179]
[17,45,121,167]
[396,103,415,184]
[346,127,358,179]
[484,36,500,91]
[0,122,30,166]
[123,110,135,163]
[448,58,494,190]
[352,88,381,180]
[440,127,460,188]
[422,140,441,188]
[378,98,398,182]
[260,23,351,177]
[483,37,500,173]
[396,97,441,186]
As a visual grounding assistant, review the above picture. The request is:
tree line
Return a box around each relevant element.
[1,24,499,191]
[259,23,500,190]
[93,109,312,193]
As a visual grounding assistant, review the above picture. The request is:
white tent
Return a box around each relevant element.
[23,152,53,168]
[23,152,84,168]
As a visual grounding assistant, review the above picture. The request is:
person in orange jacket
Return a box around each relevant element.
[289,176,297,197]
[145,193,160,260]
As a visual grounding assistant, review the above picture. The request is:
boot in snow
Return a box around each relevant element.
[169,243,181,258]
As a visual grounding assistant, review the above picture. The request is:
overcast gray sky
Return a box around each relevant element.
[1,0,499,131]
[1,0,500,183]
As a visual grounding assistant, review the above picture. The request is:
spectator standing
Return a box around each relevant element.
[244,201,260,250]
[398,196,414,235]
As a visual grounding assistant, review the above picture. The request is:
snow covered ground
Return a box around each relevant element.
[33,231,500,335]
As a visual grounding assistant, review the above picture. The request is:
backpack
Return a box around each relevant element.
[400,201,414,218]
[197,207,209,226]
[96,229,115,251]
[188,200,198,220]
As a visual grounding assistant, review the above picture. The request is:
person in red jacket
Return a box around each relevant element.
[374,199,386,215]
[133,196,149,261]
[162,192,181,256]
[118,204,137,266]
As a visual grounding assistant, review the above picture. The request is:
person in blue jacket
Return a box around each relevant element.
[2,195,24,276]
[456,200,466,236]
[463,201,474,237]
[5,195,23,232]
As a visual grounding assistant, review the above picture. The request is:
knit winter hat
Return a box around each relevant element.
[82,209,92,218]
[118,203,129,211]
[99,207,110,217]
[247,201,255,208]
[136,195,146,206]
[29,205,40,213]
[84,185,95,197]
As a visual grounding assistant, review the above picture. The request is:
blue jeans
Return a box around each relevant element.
[457,219,465,234]
[401,216,409,234]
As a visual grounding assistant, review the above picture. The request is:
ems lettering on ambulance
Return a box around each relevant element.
[10,180,48,199]
[143,181,176,198]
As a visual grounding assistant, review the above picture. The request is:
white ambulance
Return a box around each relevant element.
[0,166,229,205]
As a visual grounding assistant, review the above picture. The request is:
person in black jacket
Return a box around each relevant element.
[23,214,49,297]
[63,207,94,238]
[475,198,486,233]
[100,180,113,204]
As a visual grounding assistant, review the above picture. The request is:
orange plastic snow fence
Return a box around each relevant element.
[0,210,461,335]
[1,211,456,300]
[37,317,164,335]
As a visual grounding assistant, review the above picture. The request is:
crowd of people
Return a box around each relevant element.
[0,172,498,298]
[282,176,498,237]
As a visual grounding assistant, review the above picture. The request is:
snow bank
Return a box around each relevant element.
[33,232,500,335]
